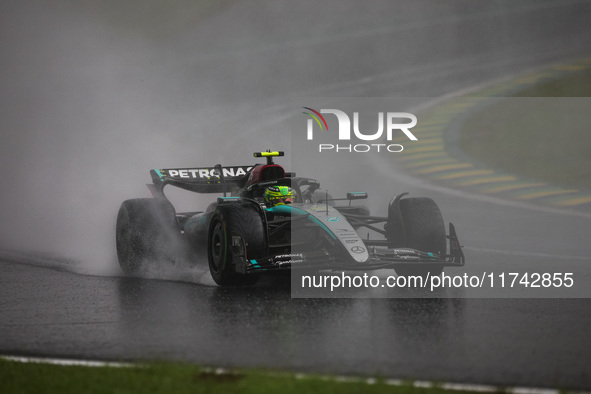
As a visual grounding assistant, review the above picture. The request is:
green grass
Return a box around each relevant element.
[0,359,469,394]
[459,68,591,191]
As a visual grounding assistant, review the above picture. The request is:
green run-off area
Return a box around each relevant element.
[0,359,471,394]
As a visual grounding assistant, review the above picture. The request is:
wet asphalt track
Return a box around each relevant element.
[2,0,591,390]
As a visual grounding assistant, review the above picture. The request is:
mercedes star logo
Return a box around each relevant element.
[350,246,365,254]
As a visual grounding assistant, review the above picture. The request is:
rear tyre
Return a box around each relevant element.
[116,198,182,276]
[208,204,265,286]
[390,197,446,278]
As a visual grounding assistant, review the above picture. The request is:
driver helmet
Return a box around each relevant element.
[264,186,294,207]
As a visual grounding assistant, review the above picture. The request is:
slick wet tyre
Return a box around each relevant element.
[208,204,265,286]
[393,197,446,278]
[116,198,182,276]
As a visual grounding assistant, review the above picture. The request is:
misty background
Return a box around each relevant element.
[1,0,591,274]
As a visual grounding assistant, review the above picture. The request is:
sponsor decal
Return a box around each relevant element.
[278,260,304,267]
[250,256,305,268]
[157,166,252,180]
[302,107,418,153]
[334,228,358,239]
[392,249,419,255]
[326,216,341,222]
[275,253,304,259]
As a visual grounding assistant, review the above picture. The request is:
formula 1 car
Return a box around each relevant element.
[115,151,465,285]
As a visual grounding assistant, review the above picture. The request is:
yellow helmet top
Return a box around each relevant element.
[264,186,294,206]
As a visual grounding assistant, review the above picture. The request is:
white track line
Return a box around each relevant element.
[1,355,132,368]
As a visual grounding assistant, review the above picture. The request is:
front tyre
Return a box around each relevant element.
[208,204,265,286]
[389,197,446,278]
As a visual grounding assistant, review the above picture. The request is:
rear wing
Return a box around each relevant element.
[148,166,253,197]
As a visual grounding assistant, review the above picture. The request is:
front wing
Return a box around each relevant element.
[238,223,465,274]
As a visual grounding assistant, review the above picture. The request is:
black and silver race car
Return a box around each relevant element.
[115,151,465,285]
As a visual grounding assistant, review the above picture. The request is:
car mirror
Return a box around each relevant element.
[347,192,368,200]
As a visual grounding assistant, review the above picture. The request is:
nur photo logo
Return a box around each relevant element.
[302,107,418,153]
